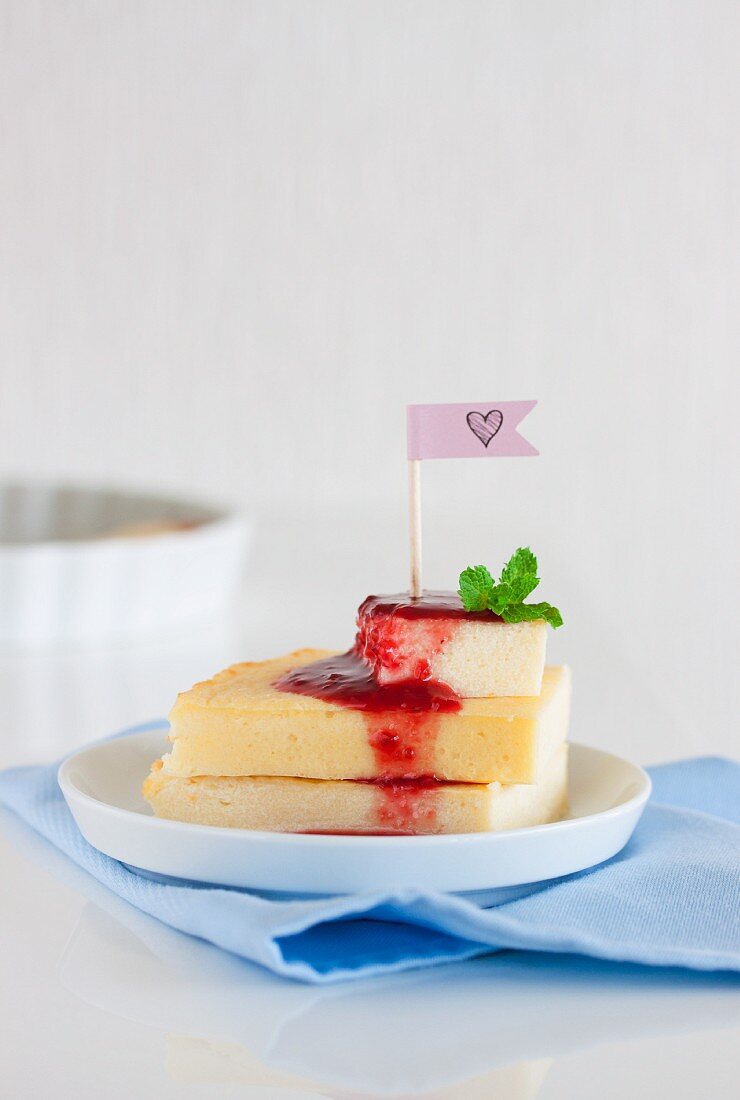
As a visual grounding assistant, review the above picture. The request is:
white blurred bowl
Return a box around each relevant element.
[0,482,253,647]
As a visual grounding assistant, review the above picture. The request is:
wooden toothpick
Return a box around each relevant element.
[408,459,422,597]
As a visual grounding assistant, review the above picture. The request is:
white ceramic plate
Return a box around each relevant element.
[59,727,651,895]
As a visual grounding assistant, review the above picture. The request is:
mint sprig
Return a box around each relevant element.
[457,565,496,612]
[458,548,563,628]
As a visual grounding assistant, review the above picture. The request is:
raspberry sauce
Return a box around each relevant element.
[355,591,501,686]
[275,647,460,786]
[302,777,453,835]
[274,592,478,832]
[357,591,501,621]
[371,775,444,833]
[275,649,460,714]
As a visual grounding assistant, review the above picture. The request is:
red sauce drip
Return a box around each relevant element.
[358,774,448,789]
[375,782,439,833]
[301,778,450,835]
[355,591,501,684]
[301,779,448,835]
[363,776,443,832]
[357,591,502,621]
[275,649,459,788]
[275,649,460,715]
[274,592,478,830]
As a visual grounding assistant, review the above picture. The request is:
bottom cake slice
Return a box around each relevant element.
[143,745,568,835]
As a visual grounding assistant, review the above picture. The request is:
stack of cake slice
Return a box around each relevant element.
[144,596,571,835]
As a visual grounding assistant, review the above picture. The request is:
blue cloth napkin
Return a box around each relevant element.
[0,737,738,984]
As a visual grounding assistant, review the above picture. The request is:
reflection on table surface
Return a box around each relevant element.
[2,804,739,1100]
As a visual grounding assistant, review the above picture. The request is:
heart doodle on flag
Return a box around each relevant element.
[466,409,503,448]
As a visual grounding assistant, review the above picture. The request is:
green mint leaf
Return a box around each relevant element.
[460,550,563,628]
[539,604,564,628]
[501,601,563,628]
[487,582,515,615]
[458,565,496,611]
[499,547,540,602]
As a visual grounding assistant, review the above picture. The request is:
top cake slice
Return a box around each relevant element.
[355,592,547,697]
[162,649,570,784]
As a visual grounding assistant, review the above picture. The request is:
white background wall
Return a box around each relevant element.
[0,1,738,761]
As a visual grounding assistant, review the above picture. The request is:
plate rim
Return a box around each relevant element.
[58,725,652,849]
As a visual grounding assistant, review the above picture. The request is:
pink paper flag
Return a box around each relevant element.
[407,401,539,460]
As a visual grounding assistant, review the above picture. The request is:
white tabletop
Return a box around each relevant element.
[0,570,738,1099]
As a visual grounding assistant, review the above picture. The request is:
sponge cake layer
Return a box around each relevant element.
[163,650,570,784]
[144,745,569,835]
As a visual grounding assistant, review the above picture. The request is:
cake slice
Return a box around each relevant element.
[144,745,568,835]
[159,650,570,784]
[356,592,547,697]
